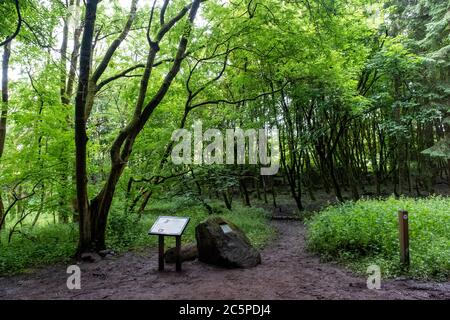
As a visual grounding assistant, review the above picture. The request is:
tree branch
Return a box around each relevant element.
[190,83,288,110]
[96,56,180,90]
[0,0,21,47]
[160,0,170,26]
[156,2,192,41]
[91,0,138,83]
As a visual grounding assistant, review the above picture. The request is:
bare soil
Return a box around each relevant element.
[0,219,449,300]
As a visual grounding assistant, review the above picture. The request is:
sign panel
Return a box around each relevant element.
[148,216,190,236]
[220,223,233,234]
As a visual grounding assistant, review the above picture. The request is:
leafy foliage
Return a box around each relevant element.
[0,0,449,281]
[306,196,450,280]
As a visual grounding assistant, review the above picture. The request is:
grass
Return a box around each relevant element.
[306,196,450,280]
[0,224,77,275]
[106,196,275,252]
[0,196,275,276]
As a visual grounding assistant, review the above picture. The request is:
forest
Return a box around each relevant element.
[0,0,449,300]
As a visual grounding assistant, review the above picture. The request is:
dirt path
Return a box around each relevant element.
[0,219,449,300]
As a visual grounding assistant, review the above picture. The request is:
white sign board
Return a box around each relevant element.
[220,224,233,234]
[148,216,190,236]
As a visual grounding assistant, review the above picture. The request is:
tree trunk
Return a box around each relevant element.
[271,178,278,208]
[222,191,232,210]
[60,2,69,103]
[445,115,450,191]
[305,152,316,201]
[255,177,261,200]
[75,0,99,254]
[240,179,251,207]
[262,176,268,204]
[0,42,11,230]
[75,0,201,255]
[137,190,152,216]
[328,154,343,202]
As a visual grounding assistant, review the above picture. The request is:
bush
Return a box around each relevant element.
[0,224,77,275]
[106,210,141,249]
[306,196,450,280]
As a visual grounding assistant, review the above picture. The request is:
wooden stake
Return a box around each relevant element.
[398,210,410,268]
[158,235,165,271]
[175,236,182,272]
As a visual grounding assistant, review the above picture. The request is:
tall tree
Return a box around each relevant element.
[0,42,11,229]
[75,0,202,254]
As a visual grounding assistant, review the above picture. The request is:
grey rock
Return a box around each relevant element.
[98,249,115,258]
[80,252,102,263]
[195,216,261,268]
[164,243,198,263]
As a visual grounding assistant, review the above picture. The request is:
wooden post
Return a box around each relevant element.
[175,235,182,272]
[398,210,410,268]
[158,235,165,271]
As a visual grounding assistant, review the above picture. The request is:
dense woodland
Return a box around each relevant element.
[0,0,449,267]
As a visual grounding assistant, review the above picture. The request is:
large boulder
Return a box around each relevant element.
[195,216,261,268]
[164,243,198,263]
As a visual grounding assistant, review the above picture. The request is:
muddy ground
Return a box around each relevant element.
[0,218,449,300]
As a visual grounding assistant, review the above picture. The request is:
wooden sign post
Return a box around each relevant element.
[148,216,190,272]
[158,235,165,271]
[398,210,410,268]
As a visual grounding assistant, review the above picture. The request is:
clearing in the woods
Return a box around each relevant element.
[1,216,449,300]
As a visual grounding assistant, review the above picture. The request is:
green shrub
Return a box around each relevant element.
[0,224,77,275]
[106,210,141,249]
[306,196,450,280]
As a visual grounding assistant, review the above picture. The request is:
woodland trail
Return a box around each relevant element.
[0,216,449,300]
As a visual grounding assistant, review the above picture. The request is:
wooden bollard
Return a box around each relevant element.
[398,210,410,268]
[158,235,165,271]
[175,236,182,272]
